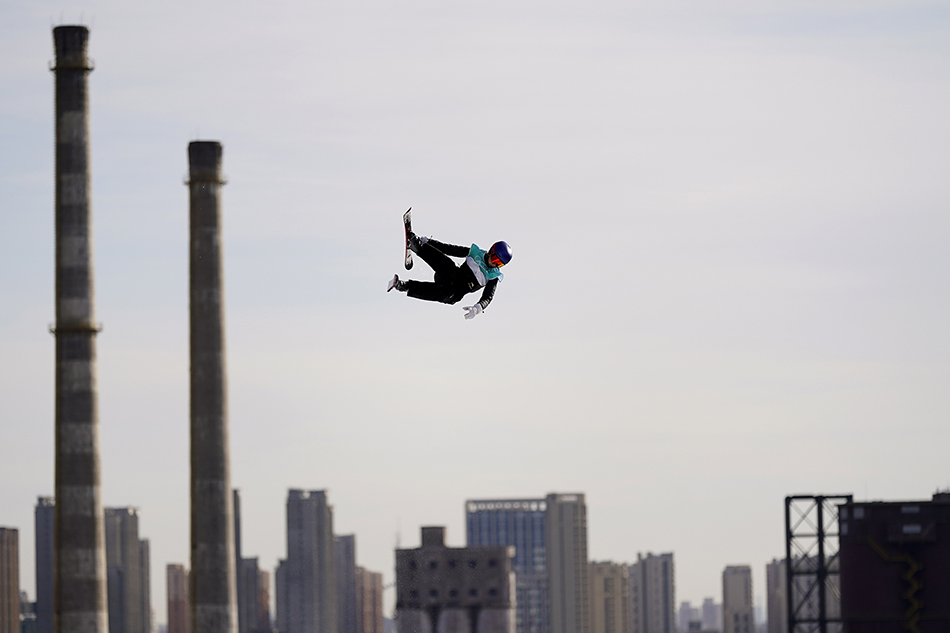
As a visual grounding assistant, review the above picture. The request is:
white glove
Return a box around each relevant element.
[462,304,483,320]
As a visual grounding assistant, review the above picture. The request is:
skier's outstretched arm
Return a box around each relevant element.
[462,278,498,319]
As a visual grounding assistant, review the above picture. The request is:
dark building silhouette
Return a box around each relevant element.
[839,493,950,632]
[52,25,108,633]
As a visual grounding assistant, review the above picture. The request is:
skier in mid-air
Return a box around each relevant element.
[387,210,512,320]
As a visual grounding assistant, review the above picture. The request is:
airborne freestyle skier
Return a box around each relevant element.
[387,211,512,320]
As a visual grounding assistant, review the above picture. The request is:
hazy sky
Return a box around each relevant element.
[2,0,949,621]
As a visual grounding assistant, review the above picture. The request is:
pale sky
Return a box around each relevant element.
[2,0,949,622]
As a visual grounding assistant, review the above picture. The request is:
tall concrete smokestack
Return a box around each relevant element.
[51,25,108,633]
[188,141,237,633]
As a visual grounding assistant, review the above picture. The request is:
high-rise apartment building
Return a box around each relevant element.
[256,570,271,633]
[764,561,785,633]
[335,536,357,633]
[466,498,548,633]
[34,499,54,633]
[0,528,18,633]
[466,494,588,633]
[140,540,152,633]
[232,489,271,633]
[104,508,151,633]
[238,559,270,633]
[234,490,245,633]
[354,568,383,633]
[396,526,514,633]
[588,562,630,633]
[628,553,675,633]
[277,490,336,633]
[166,565,189,633]
[701,600,721,633]
[721,567,753,633]
[547,495,590,633]
[676,602,700,633]
[275,562,286,633]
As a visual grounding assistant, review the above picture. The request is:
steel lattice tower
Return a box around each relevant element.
[785,495,852,633]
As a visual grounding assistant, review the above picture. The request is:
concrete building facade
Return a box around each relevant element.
[546,495,589,633]
[0,529,18,633]
[34,499,54,633]
[255,570,271,633]
[588,562,630,633]
[234,491,245,633]
[721,567,753,633]
[466,494,588,633]
[676,603,700,633]
[188,141,237,633]
[166,565,189,633]
[764,561,785,633]
[52,25,108,633]
[103,508,150,633]
[237,559,269,633]
[139,541,151,633]
[700,601,720,633]
[396,527,515,633]
[355,568,383,633]
[277,490,336,633]
[335,536,357,633]
[628,554,674,633]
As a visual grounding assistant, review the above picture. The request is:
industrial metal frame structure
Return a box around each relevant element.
[785,495,853,633]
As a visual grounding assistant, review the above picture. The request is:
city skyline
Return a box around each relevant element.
[3,0,950,624]
[6,490,950,629]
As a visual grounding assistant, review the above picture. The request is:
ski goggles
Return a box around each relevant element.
[487,253,506,268]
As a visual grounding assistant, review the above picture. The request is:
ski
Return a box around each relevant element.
[403,208,413,270]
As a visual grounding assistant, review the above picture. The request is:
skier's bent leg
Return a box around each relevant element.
[416,242,459,276]
[405,280,457,304]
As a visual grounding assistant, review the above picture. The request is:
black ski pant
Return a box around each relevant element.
[405,242,477,305]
